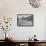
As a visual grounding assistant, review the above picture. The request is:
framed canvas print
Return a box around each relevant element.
[17,14,33,26]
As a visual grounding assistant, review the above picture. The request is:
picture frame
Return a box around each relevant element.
[17,14,33,26]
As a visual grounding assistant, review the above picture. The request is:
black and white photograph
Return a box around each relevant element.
[17,14,33,26]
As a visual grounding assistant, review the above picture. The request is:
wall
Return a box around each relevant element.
[0,0,46,40]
